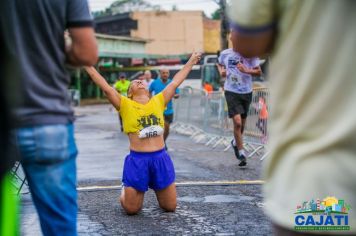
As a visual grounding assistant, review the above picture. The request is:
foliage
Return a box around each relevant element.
[211,8,221,20]
[93,0,160,17]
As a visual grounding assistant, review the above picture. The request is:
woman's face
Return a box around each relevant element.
[128,80,148,97]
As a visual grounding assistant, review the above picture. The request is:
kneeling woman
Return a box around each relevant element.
[84,52,201,214]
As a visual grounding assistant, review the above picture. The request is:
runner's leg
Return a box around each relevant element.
[241,117,247,135]
[233,114,247,166]
[155,183,176,212]
[232,114,243,150]
[120,187,144,215]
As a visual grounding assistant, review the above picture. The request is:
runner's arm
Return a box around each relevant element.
[162,52,201,103]
[250,66,262,76]
[245,66,262,76]
[216,63,226,77]
[84,67,121,110]
[237,63,262,76]
[227,1,276,58]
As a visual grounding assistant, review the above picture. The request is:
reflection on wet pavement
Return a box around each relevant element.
[179,194,254,203]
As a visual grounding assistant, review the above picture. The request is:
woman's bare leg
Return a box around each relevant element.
[119,186,144,215]
[155,183,177,212]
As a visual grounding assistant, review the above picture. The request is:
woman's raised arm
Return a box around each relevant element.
[162,52,201,103]
[84,66,121,110]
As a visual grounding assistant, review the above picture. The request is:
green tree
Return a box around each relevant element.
[93,0,160,17]
[211,8,221,20]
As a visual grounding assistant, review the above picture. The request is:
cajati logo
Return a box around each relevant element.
[294,197,351,231]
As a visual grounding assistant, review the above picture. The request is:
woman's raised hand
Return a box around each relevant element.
[188,51,202,65]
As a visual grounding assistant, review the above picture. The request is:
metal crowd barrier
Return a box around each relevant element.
[10,162,29,195]
[172,87,269,160]
[68,89,80,106]
[243,87,269,160]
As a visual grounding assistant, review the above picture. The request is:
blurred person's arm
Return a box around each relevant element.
[217,51,227,77]
[216,64,226,78]
[65,0,98,66]
[228,0,277,58]
[84,67,121,110]
[163,52,201,104]
[237,63,262,76]
[66,28,98,66]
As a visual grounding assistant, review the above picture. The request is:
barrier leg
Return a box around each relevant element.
[260,150,270,161]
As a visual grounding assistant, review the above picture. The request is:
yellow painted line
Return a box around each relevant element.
[77,180,264,191]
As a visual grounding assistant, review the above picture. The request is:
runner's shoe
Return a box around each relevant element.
[238,154,247,167]
[230,140,240,159]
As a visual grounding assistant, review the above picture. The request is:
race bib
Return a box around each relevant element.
[138,125,164,139]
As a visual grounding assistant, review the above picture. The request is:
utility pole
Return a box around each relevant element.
[219,0,229,50]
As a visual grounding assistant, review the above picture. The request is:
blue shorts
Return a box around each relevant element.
[122,148,175,192]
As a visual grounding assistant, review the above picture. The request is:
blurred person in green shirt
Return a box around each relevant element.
[114,72,130,97]
[113,72,130,132]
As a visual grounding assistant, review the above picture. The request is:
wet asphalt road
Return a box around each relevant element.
[21,104,272,235]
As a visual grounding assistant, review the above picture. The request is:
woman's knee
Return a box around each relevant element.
[119,193,143,215]
[232,115,242,128]
[159,201,177,212]
[121,201,142,215]
[124,206,141,215]
[155,183,177,212]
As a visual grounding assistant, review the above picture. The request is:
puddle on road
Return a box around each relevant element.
[204,195,254,203]
[140,206,222,234]
[178,194,254,203]
[179,196,204,202]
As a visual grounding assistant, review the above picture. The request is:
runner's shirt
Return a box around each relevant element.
[119,93,165,138]
[218,48,259,94]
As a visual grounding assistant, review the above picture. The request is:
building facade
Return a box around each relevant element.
[95,11,221,56]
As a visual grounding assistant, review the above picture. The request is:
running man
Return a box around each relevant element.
[217,40,262,166]
[84,52,201,215]
[149,68,179,150]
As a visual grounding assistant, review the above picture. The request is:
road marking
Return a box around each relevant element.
[176,180,264,185]
[77,180,264,191]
